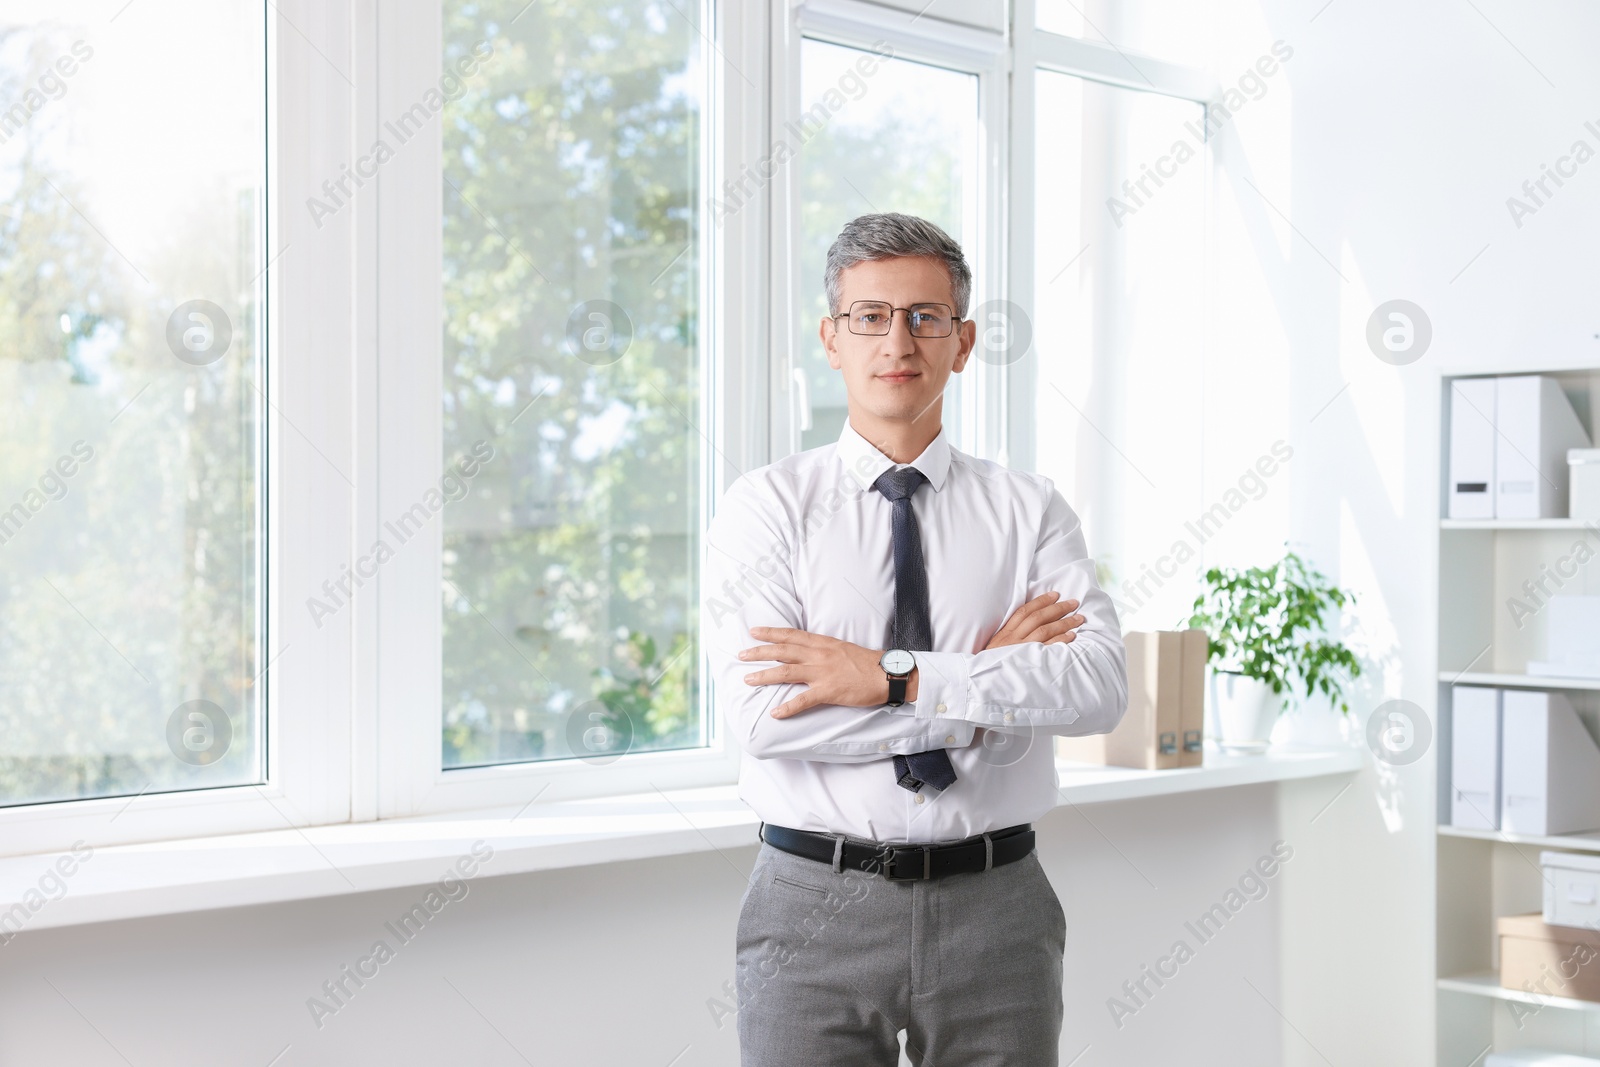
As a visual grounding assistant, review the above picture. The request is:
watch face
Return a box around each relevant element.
[880,648,915,675]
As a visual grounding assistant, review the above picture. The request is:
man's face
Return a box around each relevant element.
[819,255,976,427]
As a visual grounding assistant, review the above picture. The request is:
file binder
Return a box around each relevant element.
[1178,628,1206,766]
[1494,375,1591,519]
[1448,377,1496,519]
[1500,689,1600,836]
[1449,686,1501,830]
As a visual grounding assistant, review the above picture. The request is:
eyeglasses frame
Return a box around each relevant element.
[828,299,963,339]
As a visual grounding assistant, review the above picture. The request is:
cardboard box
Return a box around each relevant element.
[1058,630,1193,770]
[1498,913,1600,1003]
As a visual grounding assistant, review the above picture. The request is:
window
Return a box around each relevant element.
[0,2,266,807]
[1036,0,1215,71]
[369,0,727,815]
[792,39,979,452]
[0,0,1218,846]
[1031,69,1207,632]
[437,0,706,772]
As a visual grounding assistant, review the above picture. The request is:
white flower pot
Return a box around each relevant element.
[1270,701,1352,749]
[1210,671,1282,754]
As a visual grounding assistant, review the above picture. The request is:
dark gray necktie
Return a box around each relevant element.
[872,466,957,793]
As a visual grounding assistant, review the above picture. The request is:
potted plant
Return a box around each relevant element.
[1183,549,1361,753]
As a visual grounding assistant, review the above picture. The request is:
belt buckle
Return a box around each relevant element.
[885,844,932,881]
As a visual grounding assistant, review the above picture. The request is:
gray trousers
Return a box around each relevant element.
[734,838,1067,1066]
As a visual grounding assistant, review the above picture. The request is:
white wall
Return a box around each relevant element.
[1205,1,1600,1065]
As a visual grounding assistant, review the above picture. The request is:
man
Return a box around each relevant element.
[703,212,1128,1066]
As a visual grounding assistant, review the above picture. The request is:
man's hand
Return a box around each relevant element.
[984,591,1084,650]
[740,627,891,719]
[974,593,1085,749]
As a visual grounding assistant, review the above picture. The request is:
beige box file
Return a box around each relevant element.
[1178,628,1207,766]
[1058,630,1184,770]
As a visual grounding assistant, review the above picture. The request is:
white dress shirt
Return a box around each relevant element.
[702,416,1128,845]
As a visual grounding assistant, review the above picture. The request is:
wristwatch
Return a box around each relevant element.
[880,648,916,706]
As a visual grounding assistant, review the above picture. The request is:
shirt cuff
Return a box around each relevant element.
[889,649,1088,730]
[882,650,971,721]
[809,719,977,758]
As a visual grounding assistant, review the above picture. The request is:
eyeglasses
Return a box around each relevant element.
[831,300,957,338]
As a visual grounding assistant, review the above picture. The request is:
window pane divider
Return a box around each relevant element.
[1032,28,1218,103]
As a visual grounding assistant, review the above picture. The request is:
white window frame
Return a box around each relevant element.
[0,0,1226,853]
[773,0,1011,463]
[371,0,749,818]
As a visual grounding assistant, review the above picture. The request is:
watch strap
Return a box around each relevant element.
[887,673,908,706]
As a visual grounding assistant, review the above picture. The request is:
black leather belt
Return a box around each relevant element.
[759,821,1034,881]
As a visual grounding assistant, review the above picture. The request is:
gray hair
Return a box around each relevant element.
[823,213,972,319]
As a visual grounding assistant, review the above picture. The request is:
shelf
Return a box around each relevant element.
[0,747,1363,934]
[1438,825,1600,852]
[1440,518,1596,530]
[1439,671,1600,691]
[1439,971,1600,1013]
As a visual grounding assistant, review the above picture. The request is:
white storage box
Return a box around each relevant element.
[1487,1051,1600,1067]
[1543,851,1600,931]
[1527,596,1600,679]
[1572,448,1600,521]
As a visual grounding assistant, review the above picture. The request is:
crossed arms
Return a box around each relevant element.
[702,476,1129,763]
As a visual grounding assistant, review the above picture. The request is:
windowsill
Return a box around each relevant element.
[0,745,1364,934]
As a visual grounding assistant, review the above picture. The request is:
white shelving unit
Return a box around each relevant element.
[1435,367,1600,1064]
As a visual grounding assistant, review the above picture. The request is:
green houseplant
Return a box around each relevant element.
[1183,549,1361,751]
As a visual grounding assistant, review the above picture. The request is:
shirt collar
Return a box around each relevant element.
[836,417,951,495]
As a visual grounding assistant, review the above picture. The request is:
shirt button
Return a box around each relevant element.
[936,702,947,713]
[945,735,956,744]
[915,794,925,804]
[878,743,889,751]
[1004,712,1015,722]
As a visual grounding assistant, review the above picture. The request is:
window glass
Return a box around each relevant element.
[0,2,266,805]
[1036,1,1214,71]
[1033,69,1206,630]
[440,0,704,769]
[796,39,979,452]
[1035,1,1085,38]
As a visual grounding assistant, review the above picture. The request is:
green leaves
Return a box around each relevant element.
[1183,548,1362,715]
[591,628,698,752]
